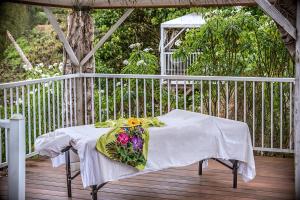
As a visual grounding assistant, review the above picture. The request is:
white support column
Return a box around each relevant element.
[295,1,300,198]
[8,114,25,200]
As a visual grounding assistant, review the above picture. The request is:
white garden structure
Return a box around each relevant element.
[1,0,300,199]
[160,13,205,75]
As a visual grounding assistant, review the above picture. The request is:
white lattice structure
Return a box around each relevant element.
[160,13,205,75]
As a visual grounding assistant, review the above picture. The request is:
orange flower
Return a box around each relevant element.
[127,118,141,127]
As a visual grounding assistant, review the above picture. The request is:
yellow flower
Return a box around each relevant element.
[127,118,141,127]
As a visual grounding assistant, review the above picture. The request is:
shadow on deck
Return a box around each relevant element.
[0,156,295,200]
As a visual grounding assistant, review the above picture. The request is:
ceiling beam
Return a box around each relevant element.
[255,0,296,39]
[9,0,276,9]
[43,7,80,67]
[80,9,134,66]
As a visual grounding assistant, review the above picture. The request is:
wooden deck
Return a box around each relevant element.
[0,156,295,200]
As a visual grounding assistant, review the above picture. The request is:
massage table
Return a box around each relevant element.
[35,109,256,200]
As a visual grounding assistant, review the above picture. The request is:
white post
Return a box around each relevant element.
[295,1,300,198]
[8,114,25,200]
[160,26,165,75]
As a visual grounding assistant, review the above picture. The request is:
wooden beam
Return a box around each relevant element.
[43,7,80,67]
[6,30,33,70]
[255,0,296,39]
[163,28,186,50]
[9,0,276,8]
[294,2,300,199]
[80,9,134,66]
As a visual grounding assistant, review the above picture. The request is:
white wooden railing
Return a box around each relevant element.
[162,52,200,75]
[0,73,295,167]
[0,114,25,200]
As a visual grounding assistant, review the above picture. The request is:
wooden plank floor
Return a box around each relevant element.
[0,156,295,200]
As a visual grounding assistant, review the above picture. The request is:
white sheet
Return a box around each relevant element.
[35,109,256,188]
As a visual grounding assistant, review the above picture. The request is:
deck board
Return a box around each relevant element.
[0,156,295,200]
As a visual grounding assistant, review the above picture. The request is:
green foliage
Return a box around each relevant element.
[121,44,158,74]
[175,7,293,77]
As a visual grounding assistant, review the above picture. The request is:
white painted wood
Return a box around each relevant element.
[43,7,80,66]
[8,114,25,200]
[294,1,300,198]
[255,0,296,39]
[6,31,33,70]
[80,9,134,66]
[163,28,186,50]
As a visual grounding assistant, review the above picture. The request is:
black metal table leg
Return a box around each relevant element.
[198,160,203,175]
[233,160,238,188]
[65,150,72,197]
[91,185,98,200]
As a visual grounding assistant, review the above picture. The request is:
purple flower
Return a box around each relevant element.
[131,136,143,150]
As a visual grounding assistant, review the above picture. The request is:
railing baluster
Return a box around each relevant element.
[226,82,229,119]
[52,82,56,129]
[151,79,154,117]
[209,80,211,115]
[65,80,68,127]
[184,80,186,110]
[43,83,46,132]
[84,77,87,124]
[253,81,255,147]
[22,86,25,116]
[32,84,36,142]
[271,82,273,149]
[128,79,131,118]
[56,81,60,128]
[98,78,102,122]
[144,79,147,117]
[200,80,203,113]
[69,78,73,126]
[27,85,31,154]
[280,82,283,149]
[61,81,65,128]
[136,79,139,118]
[176,80,178,109]
[10,88,13,116]
[38,84,41,135]
[113,78,116,120]
[121,78,124,118]
[106,78,109,120]
[192,80,195,112]
[244,81,246,122]
[290,82,293,150]
[73,78,77,125]
[16,87,19,114]
[217,81,220,117]
[91,78,95,124]
[261,82,264,149]
[159,80,162,115]
[234,81,237,120]
[167,79,170,112]
[47,82,51,130]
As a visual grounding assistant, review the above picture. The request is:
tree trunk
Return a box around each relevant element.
[64,9,94,126]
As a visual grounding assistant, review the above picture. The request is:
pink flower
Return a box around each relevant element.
[117,133,129,145]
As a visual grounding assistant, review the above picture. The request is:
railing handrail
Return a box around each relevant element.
[0,73,295,89]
